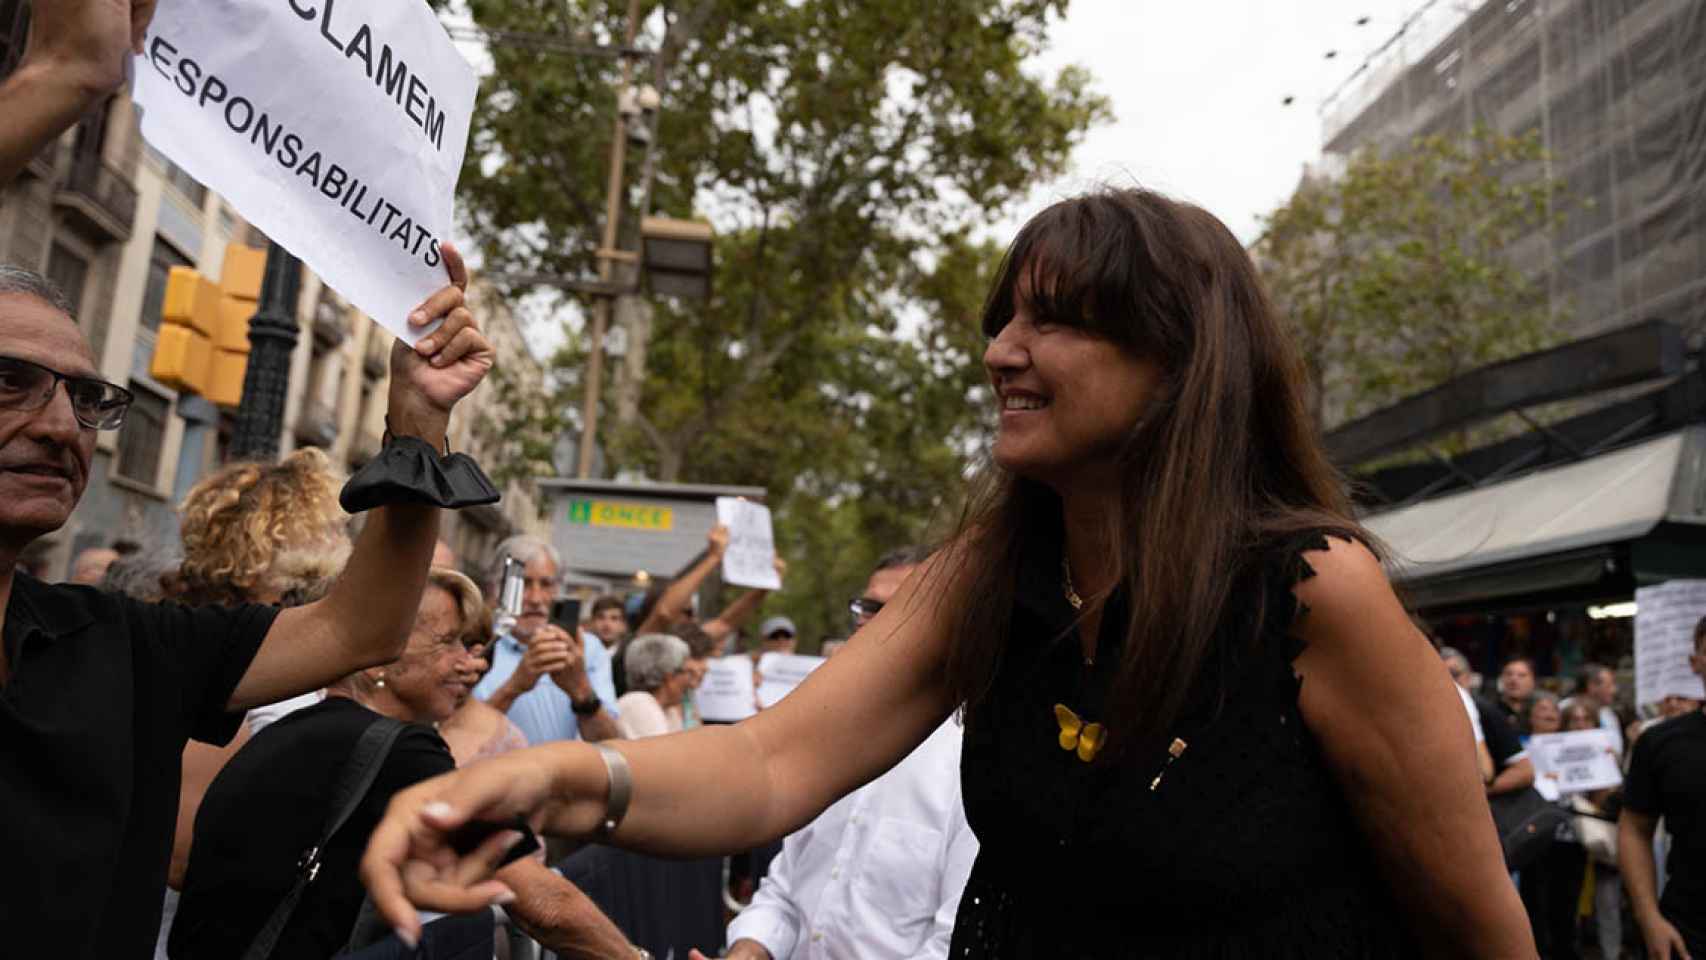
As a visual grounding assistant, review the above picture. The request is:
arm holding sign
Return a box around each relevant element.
[636,525,730,634]
[704,557,787,645]
[0,0,154,186]
[227,244,496,710]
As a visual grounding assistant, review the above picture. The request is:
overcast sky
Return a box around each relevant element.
[1001,0,1419,245]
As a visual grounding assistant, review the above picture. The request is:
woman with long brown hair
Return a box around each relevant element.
[361,189,1534,955]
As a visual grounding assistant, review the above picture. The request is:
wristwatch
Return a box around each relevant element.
[570,692,602,716]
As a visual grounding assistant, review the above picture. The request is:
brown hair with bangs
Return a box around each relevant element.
[945,187,1369,763]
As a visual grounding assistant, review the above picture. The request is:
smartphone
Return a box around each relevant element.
[550,597,582,635]
[447,815,541,868]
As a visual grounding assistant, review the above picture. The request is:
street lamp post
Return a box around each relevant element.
[228,242,301,461]
[576,0,646,479]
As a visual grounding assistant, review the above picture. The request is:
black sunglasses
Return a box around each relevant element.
[849,597,883,621]
[0,355,132,430]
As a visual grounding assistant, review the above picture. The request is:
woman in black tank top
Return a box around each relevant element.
[361,189,1536,957]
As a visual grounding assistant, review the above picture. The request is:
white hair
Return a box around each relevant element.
[487,534,562,587]
[0,264,74,315]
[624,633,690,693]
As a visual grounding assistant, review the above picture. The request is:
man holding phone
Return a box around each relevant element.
[474,536,620,744]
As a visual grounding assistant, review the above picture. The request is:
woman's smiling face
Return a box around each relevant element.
[983,283,1161,486]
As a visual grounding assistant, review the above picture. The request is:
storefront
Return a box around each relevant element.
[1363,426,1706,697]
[538,477,767,608]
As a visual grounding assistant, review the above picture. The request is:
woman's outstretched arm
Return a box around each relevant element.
[361,549,967,944]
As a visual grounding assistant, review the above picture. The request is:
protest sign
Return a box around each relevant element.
[757,652,826,709]
[1633,580,1706,707]
[132,0,476,344]
[1528,729,1623,796]
[715,497,781,590]
[696,655,758,723]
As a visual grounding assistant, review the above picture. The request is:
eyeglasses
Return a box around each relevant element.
[849,597,883,622]
[0,355,132,430]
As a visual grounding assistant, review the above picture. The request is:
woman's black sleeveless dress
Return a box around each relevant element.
[950,529,1420,958]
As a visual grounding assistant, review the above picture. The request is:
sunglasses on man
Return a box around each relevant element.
[848,597,883,623]
[0,355,132,430]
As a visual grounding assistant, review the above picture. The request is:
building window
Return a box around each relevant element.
[115,384,167,486]
[140,241,192,331]
[45,244,89,319]
[0,1,27,80]
[164,159,207,208]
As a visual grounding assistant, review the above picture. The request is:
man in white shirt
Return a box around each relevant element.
[696,547,976,960]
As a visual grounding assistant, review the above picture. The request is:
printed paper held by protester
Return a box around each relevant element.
[132,0,476,344]
[715,497,782,590]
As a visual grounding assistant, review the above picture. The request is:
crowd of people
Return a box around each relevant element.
[1433,644,1706,960]
[4,2,1705,958]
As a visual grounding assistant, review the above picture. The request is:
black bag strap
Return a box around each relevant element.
[241,716,408,960]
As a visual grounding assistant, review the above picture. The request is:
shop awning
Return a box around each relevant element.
[1363,427,1706,589]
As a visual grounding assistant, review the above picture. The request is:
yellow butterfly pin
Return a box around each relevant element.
[1054,703,1104,762]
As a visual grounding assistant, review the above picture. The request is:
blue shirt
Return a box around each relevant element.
[473,630,621,745]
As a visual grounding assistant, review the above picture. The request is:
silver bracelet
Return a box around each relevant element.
[592,743,633,839]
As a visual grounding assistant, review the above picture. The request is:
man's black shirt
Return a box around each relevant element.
[1625,709,1706,925]
[0,573,276,958]
[1476,695,1527,770]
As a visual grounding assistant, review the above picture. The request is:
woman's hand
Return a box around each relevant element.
[387,242,494,445]
[360,746,583,946]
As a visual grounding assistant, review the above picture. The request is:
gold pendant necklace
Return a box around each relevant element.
[1061,556,1084,611]
[1062,557,1093,666]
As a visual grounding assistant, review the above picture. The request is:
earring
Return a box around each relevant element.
[375,675,387,689]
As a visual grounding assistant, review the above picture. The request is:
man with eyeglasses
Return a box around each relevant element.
[702,544,973,960]
[0,258,495,957]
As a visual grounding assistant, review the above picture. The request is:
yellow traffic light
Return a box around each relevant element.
[147,243,266,405]
[161,267,220,337]
[149,322,212,393]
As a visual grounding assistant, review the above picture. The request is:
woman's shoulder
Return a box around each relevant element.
[1253,530,1392,656]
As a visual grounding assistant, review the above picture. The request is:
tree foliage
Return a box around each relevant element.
[454,0,1106,643]
[1256,126,1569,433]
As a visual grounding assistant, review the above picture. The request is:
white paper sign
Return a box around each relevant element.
[756,652,825,709]
[1528,729,1624,795]
[132,0,476,344]
[715,497,781,590]
[696,655,758,723]
[1633,580,1706,707]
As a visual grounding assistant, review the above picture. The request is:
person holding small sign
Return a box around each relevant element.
[360,188,1534,956]
[1620,624,1706,960]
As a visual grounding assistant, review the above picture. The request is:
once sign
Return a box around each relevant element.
[566,500,674,532]
[132,0,476,343]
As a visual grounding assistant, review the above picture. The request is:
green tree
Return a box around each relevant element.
[454,0,1105,643]
[1256,126,1568,433]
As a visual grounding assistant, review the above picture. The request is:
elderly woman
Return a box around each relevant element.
[616,633,695,739]
[438,588,531,766]
[171,568,636,958]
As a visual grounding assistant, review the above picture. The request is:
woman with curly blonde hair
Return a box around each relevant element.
[159,448,355,959]
[172,447,352,606]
